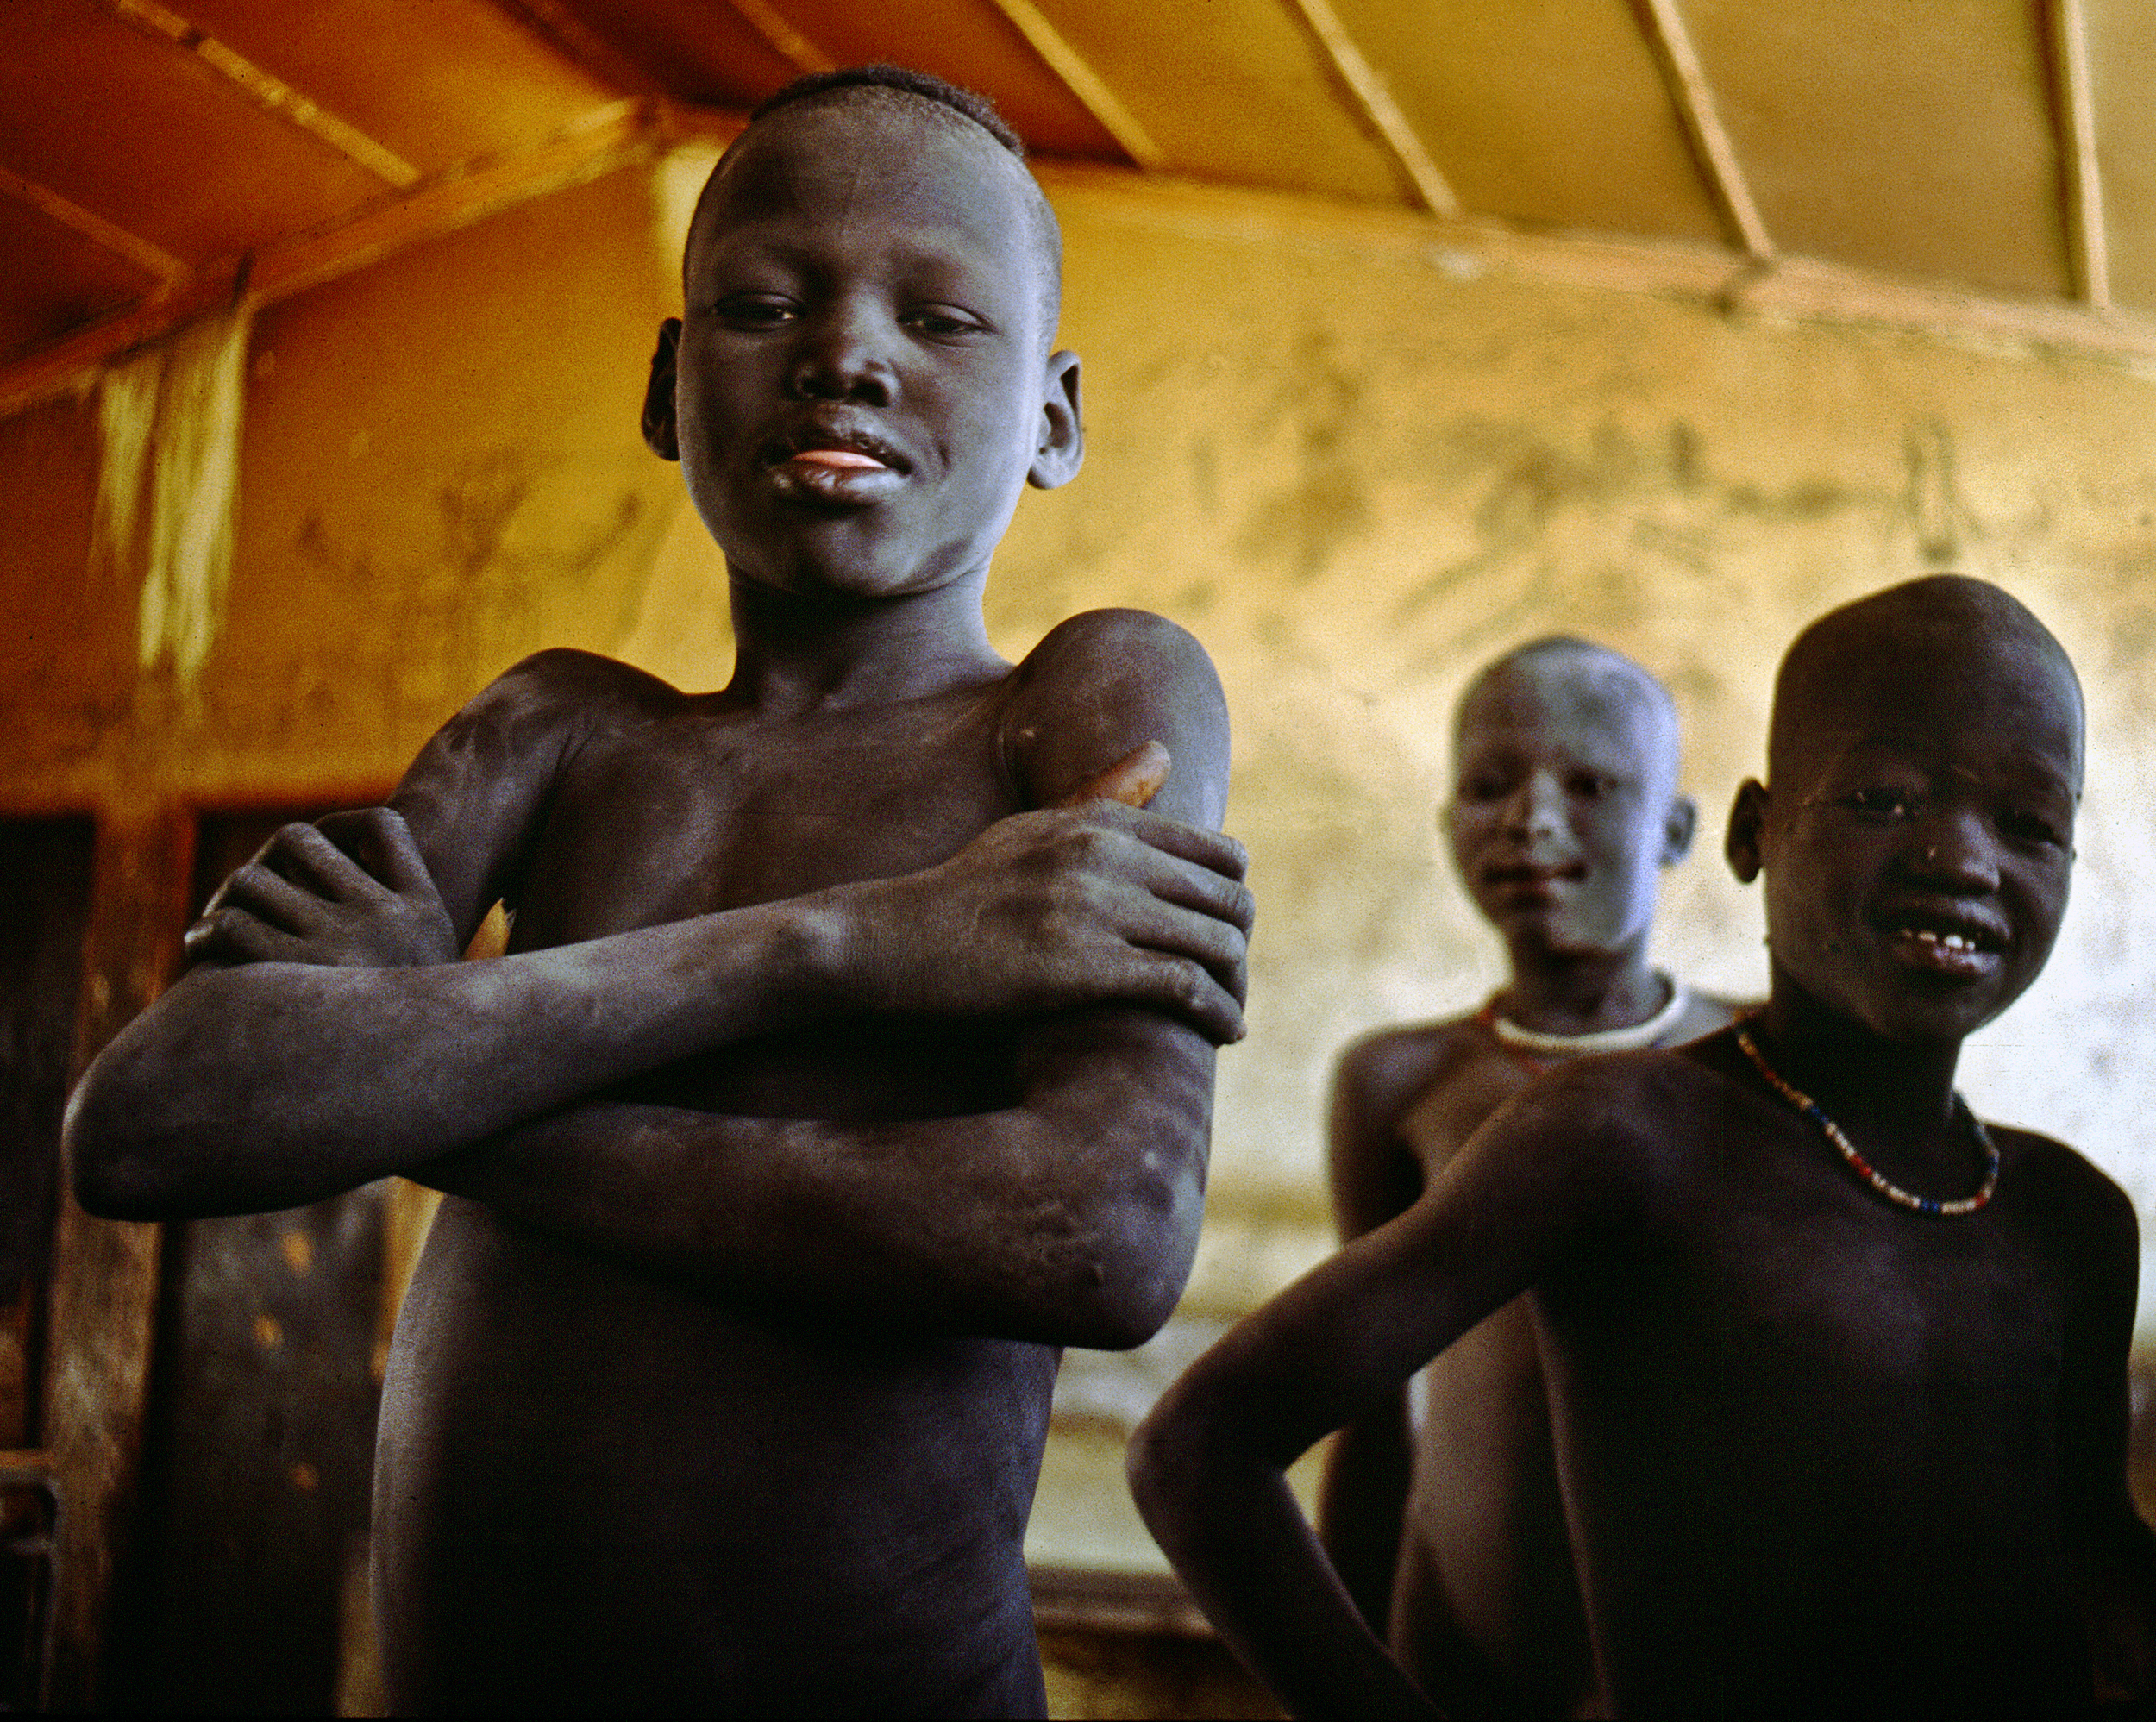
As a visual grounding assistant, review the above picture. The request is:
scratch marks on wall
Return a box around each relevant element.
[1233,331,1371,584]
[95,310,251,696]
[294,447,651,728]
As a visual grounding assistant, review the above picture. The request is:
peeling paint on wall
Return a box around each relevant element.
[97,310,251,693]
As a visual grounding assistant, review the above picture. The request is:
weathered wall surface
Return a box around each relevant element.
[10,153,2156,1319]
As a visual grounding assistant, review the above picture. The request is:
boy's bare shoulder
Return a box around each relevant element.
[1001,609,1230,815]
[1334,1014,1491,1126]
[473,647,691,729]
[1002,610,1223,724]
[1990,1122,2140,1238]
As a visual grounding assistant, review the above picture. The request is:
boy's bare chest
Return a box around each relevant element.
[513,694,1017,942]
[1563,1135,2071,1410]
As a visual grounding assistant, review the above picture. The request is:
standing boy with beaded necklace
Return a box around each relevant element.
[1322,637,1736,1717]
[1132,576,2156,1716]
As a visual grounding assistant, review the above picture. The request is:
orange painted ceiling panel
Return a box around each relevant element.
[1332,0,1724,242]
[774,0,1123,159]
[0,195,158,362]
[177,0,620,175]
[0,1,387,268]
[1683,0,2068,298]
[1027,0,1408,204]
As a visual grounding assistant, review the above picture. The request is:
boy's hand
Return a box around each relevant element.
[844,744,1255,1043]
[184,807,461,970]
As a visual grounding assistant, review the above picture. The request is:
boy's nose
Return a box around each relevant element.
[1907,808,2000,889]
[1504,773,1565,841]
[788,307,896,404]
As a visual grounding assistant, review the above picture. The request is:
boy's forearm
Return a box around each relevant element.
[1131,1402,1437,1719]
[1318,1401,1414,1636]
[418,1009,1211,1349]
[65,898,861,1218]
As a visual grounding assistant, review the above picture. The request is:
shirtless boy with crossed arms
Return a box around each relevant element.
[1135,577,2156,1716]
[67,67,1250,1716]
[1322,638,1734,1716]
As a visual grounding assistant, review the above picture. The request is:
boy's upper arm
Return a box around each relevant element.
[1194,1065,1658,1462]
[386,648,633,943]
[1330,1035,1435,1243]
[1004,610,1231,828]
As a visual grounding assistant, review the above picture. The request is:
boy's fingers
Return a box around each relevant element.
[263,821,376,901]
[1054,741,1171,810]
[212,861,332,936]
[1135,956,1244,1045]
[184,909,301,968]
[323,805,436,899]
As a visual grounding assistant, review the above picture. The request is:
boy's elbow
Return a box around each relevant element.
[64,1077,171,1220]
[1052,1145,1203,1350]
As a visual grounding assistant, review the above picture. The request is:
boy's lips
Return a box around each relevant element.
[761,428,908,503]
[1875,905,2008,980]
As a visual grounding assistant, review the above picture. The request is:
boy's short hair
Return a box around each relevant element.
[1765,575,2084,786]
[697,64,1064,346]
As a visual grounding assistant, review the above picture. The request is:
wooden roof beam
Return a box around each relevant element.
[98,0,420,188]
[2043,0,2110,309]
[0,165,188,284]
[981,0,1166,170]
[0,99,743,423]
[1633,0,1772,260]
[1281,0,1459,217]
[488,0,671,96]
[727,0,836,74]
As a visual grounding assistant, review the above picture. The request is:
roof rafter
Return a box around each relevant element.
[488,0,669,95]
[98,0,420,188]
[1281,0,1459,217]
[1632,0,1771,260]
[0,164,188,283]
[981,0,1164,169]
[0,99,743,422]
[2043,0,2109,309]
[728,0,836,75]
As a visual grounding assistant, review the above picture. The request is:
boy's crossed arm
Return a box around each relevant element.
[412,614,1237,1346]
[68,622,1247,1346]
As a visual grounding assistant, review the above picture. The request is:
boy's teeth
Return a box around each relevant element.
[1912,929,1974,950]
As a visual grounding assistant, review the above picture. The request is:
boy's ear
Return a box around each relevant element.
[1028,349,1082,491]
[642,319,681,462]
[1659,792,1698,867]
[1726,779,1769,883]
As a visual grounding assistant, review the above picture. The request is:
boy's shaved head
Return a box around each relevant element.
[1768,576,2084,791]
[1458,636,1682,790]
[691,65,1063,346]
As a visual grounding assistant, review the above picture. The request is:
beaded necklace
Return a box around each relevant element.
[1733,1024,1999,1218]
[1476,980,1692,1079]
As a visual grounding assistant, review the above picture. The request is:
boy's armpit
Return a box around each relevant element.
[1001,610,1232,830]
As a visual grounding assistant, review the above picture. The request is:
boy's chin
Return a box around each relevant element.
[1837,976,2032,1049]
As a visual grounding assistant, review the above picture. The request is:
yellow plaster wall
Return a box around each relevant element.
[9,153,2156,1332]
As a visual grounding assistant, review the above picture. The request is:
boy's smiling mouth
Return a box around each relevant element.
[1877,906,2007,979]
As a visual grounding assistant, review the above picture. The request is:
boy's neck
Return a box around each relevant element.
[1748,978,1965,1157]
[1496,942,1668,1037]
[724,573,1008,711]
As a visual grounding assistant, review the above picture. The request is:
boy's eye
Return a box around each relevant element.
[1566,772,1610,799]
[905,305,986,340]
[715,295,797,329]
[1843,787,1918,819]
[1998,808,2068,848]
[1457,773,1513,803]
